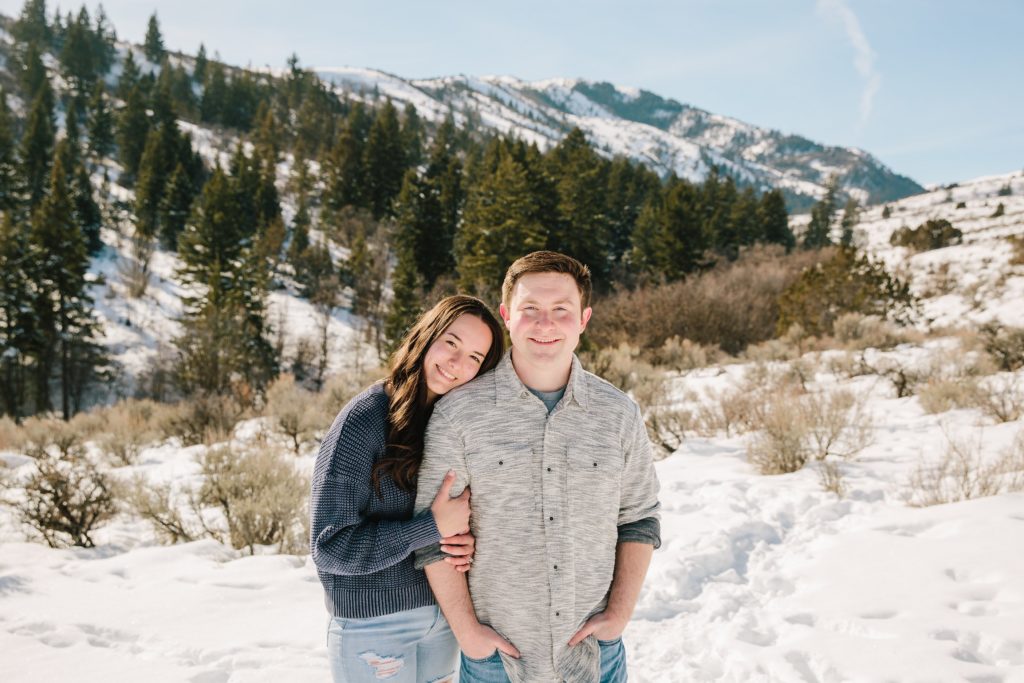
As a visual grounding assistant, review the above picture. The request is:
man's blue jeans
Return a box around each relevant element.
[459,637,627,682]
[326,604,458,682]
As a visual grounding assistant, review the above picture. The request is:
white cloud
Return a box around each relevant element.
[817,0,880,128]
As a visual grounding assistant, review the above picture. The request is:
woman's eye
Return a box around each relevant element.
[446,340,456,347]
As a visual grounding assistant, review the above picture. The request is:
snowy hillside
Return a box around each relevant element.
[313,67,923,210]
[792,169,1024,329]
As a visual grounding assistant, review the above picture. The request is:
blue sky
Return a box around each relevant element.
[3,0,1021,187]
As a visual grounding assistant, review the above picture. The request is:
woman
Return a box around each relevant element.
[310,295,505,683]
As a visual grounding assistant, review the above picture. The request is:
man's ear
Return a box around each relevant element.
[579,307,593,333]
[499,303,511,328]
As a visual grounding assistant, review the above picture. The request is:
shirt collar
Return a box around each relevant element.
[494,350,589,410]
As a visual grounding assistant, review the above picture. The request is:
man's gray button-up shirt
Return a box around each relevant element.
[414,352,661,683]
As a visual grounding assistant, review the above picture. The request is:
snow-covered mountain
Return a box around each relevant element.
[314,67,923,210]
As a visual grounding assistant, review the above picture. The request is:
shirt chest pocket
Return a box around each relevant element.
[466,441,535,511]
[567,443,623,514]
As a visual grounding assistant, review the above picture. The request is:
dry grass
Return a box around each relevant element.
[590,245,827,355]
[122,477,197,545]
[833,313,907,351]
[194,445,309,554]
[746,388,873,477]
[0,416,24,452]
[903,429,1024,507]
[97,399,162,466]
[157,394,246,446]
[918,378,984,414]
[652,336,721,373]
[263,374,320,454]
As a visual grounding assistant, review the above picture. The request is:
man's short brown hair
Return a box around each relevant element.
[501,251,592,310]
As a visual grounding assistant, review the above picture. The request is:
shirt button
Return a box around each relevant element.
[549,516,554,521]
[498,460,503,465]
[553,564,558,569]
[555,611,560,617]
[520,391,529,398]
[547,467,552,472]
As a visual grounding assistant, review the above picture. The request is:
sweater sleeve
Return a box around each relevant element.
[309,396,442,576]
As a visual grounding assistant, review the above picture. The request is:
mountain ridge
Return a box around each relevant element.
[312,66,923,210]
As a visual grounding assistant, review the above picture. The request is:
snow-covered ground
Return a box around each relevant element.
[2,336,1023,681]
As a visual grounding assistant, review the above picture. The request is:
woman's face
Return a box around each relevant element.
[423,313,494,402]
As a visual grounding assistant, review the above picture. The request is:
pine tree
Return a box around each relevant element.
[362,99,406,219]
[59,7,97,94]
[28,155,103,418]
[457,151,546,299]
[20,83,55,207]
[12,0,52,47]
[630,180,706,281]
[56,139,102,254]
[840,197,860,247]
[0,213,33,418]
[545,128,611,284]
[143,13,164,63]
[116,84,150,182]
[384,245,425,355]
[117,50,140,100]
[758,188,794,251]
[157,162,195,250]
[0,90,23,213]
[175,165,277,395]
[200,61,227,124]
[803,176,839,249]
[193,43,208,84]
[86,82,114,159]
[92,5,117,73]
[401,103,423,168]
[726,186,760,254]
[18,42,48,99]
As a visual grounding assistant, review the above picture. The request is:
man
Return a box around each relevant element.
[414,251,661,682]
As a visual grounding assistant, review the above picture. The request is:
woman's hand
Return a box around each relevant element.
[430,470,471,538]
[441,532,475,572]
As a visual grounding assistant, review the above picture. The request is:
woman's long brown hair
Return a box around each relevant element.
[371,295,504,494]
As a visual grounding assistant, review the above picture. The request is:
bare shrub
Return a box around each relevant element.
[833,313,905,351]
[194,445,309,554]
[904,429,1024,507]
[697,385,768,437]
[586,347,692,455]
[3,452,117,548]
[1008,234,1024,266]
[158,394,245,446]
[980,323,1024,372]
[122,476,197,544]
[0,416,24,452]
[746,389,873,475]
[118,231,154,298]
[591,245,827,355]
[918,378,983,414]
[974,374,1024,423]
[652,336,720,373]
[264,374,319,454]
[817,460,846,497]
[97,399,161,466]
[19,416,87,460]
[315,367,385,427]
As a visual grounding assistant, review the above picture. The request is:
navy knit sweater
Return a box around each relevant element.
[310,382,442,618]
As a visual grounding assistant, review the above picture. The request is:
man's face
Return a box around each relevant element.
[499,272,592,369]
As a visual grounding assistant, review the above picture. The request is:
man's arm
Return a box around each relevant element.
[414,405,520,659]
[569,402,661,646]
[425,559,520,659]
[567,541,653,645]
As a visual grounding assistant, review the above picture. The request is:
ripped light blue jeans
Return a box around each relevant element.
[327,604,458,683]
